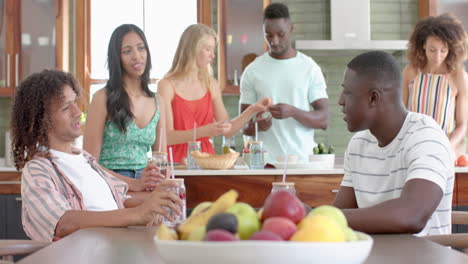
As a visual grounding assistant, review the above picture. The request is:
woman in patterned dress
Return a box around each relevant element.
[403,13,468,155]
[83,24,165,190]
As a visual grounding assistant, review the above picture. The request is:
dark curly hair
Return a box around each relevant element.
[264,3,290,20]
[407,13,467,72]
[10,69,81,170]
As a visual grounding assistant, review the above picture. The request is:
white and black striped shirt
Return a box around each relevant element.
[342,112,455,236]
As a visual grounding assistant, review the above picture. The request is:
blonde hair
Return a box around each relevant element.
[165,24,217,94]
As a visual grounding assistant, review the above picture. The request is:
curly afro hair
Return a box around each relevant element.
[407,13,467,72]
[10,69,81,170]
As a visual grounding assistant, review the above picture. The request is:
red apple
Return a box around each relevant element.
[261,216,297,240]
[204,229,239,241]
[261,190,305,224]
[249,230,283,241]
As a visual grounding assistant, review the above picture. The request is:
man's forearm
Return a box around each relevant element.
[291,107,328,129]
[342,198,427,234]
[55,208,139,238]
[242,121,256,136]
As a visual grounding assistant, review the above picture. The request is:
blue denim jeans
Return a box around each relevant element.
[113,169,143,180]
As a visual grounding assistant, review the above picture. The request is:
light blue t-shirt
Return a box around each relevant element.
[239,51,328,162]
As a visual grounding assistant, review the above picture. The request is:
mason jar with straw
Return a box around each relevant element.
[271,149,296,195]
[163,147,187,227]
[187,121,201,169]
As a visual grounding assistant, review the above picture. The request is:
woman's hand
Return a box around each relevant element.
[206,121,232,137]
[140,162,166,191]
[253,98,273,113]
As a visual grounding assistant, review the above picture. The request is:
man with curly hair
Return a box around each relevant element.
[10,69,182,242]
[403,13,468,155]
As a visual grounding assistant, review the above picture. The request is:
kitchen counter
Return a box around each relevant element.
[3,166,468,174]
[2,164,468,207]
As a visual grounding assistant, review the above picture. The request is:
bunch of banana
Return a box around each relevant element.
[157,223,178,240]
[177,189,238,240]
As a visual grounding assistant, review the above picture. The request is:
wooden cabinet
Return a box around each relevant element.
[454,173,468,206]
[182,175,276,208]
[0,0,68,96]
[181,174,342,208]
[287,175,342,207]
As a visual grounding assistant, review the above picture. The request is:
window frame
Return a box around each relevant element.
[75,0,211,111]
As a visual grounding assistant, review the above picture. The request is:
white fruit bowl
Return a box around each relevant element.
[309,154,335,169]
[154,232,373,264]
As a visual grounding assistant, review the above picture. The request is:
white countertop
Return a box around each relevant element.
[173,167,344,176]
[2,161,468,174]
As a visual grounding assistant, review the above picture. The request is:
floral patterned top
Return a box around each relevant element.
[99,97,159,170]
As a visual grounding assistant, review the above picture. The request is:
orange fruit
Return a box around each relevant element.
[457,155,468,167]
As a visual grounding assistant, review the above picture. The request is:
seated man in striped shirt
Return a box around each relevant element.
[10,69,182,242]
[334,51,455,235]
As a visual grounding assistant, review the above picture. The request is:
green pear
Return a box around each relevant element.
[226,202,260,240]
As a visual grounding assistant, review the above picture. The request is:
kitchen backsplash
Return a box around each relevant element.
[215,0,416,155]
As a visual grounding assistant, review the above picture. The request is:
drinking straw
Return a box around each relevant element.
[255,121,258,142]
[282,149,288,183]
[169,147,175,179]
[158,128,163,152]
[193,121,197,141]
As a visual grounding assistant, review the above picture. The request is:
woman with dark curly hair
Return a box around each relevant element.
[10,69,181,242]
[83,24,166,185]
[403,13,468,154]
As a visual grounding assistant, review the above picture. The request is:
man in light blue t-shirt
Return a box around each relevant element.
[240,3,329,163]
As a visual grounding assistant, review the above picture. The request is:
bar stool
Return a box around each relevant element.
[425,211,468,252]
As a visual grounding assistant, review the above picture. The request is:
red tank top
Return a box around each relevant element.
[169,91,215,163]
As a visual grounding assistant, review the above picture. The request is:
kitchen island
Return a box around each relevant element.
[2,165,468,208]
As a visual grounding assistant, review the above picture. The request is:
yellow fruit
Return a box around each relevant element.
[290,215,345,242]
[187,226,206,241]
[177,189,238,240]
[344,227,358,241]
[307,205,348,229]
[257,208,263,220]
[157,223,178,240]
[190,201,213,216]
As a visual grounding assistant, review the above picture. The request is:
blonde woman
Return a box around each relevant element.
[158,24,270,163]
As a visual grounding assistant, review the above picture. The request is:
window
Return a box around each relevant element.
[84,0,200,100]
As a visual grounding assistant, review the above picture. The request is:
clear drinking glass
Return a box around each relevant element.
[249,141,264,169]
[151,151,168,177]
[163,178,187,227]
[187,141,201,169]
[271,182,296,196]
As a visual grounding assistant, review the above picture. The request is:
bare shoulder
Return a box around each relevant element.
[89,88,107,108]
[450,67,468,82]
[157,78,174,97]
[402,64,418,79]
[450,67,468,94]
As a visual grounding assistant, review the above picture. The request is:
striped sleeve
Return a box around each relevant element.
[21,159,71,242]
[341,150,354,187]
[404,128,454,192]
